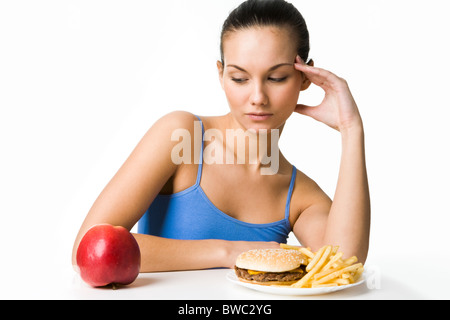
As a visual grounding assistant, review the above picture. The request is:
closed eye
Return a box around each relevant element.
[231,78,248,83]
[268,77,288,83]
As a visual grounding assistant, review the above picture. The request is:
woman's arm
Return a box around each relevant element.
[326,126,370,262]
[292,58,371,263]
[72,111,279,271]
[134,234,280,272]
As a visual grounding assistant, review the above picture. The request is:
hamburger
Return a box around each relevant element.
[234,249,308,286]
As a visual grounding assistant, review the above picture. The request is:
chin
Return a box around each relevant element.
[242,117,288,133]
[229,111,291,133]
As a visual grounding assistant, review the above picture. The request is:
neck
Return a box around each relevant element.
[221,113,282,175]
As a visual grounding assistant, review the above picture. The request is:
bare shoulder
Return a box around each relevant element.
[124,110,201,174]
[138,111,202,151]
[150,110,200,135]
[294,169,327,194]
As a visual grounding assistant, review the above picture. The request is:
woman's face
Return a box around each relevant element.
[218,26,310,132]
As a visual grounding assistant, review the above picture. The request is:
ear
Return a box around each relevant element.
[217,60,224,89]
[300,59,314,91]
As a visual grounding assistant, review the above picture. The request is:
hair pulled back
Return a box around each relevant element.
[220,0,310,63]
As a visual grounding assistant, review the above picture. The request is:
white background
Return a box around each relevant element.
[1,0,449,299]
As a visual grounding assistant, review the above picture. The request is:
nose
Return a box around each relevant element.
[250,82,268,106]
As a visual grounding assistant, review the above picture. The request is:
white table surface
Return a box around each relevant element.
[3,252,449,300]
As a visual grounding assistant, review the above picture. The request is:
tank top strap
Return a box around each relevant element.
[194,115,204,186]
[284,165,297,220]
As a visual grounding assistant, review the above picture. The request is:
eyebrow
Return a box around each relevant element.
[226,63,293,73]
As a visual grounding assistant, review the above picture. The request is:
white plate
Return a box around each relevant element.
[226,270,365,296]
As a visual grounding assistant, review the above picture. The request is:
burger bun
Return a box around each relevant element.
[236,249,307,273]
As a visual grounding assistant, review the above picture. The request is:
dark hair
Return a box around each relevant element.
[220,0,310,63]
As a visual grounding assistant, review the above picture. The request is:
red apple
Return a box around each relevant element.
[76,224,141,288]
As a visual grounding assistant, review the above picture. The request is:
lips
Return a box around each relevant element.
[246,113,273,121]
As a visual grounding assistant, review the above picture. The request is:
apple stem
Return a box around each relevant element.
[112,283,117,290]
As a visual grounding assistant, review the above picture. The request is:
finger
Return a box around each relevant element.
[294,64,333,89]
[294,63,342,91]
[295,55,306,65]
[295,103,319,119]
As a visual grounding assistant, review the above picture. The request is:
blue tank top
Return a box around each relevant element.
[137,116,296,243]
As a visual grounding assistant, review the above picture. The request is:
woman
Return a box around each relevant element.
[72,0,370,272]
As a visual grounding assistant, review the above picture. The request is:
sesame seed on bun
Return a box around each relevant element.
[236,249,308,273]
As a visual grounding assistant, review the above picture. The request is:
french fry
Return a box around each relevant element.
[353,265,364,281]
[288,244,365,289]
[314,263,363,285]
[344,256,358,266]
[292,246,332,288]
[290,266,314,288]
[313,263,340,281]
[321,252,343,273]
[299,247,314,259]
[314,246,332,272]
[331,246,339,255]
[306,246,327,272]
[341,272,354,283]
[331,278,350,285]
[280,244,301,251]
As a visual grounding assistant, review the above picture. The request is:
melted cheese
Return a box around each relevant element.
[247,270,266,275]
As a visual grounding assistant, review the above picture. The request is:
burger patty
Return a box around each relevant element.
[234,265,306,282]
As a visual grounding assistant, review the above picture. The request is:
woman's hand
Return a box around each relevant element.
[294,56,363,133]
[223,241,281,268]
